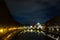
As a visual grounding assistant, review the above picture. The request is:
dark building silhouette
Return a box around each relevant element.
[45,16,60,26]
[0,0,21,26]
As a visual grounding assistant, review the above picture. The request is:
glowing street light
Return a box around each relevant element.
[30,26,33,28]
[0,29,4,33]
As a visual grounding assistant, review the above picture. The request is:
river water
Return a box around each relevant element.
[11,32,54,40]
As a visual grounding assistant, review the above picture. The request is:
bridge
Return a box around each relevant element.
[0,24,59,40]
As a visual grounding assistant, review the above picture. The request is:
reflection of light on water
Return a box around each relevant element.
[57,28,59,31]
[3,31,18,40]
[37,30,39,32]
[47,33,60,40]
[24,30,26,33]
[27,29,29,32]
[3,33,13,40]
[56,37,59,40]
[40,31,46,35]
[30,29,33,32]
[7,33,12,38]
[23,29,44,35]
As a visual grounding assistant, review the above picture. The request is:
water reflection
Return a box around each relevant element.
[11,32,55,40]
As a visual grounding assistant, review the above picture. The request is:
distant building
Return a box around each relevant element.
[33,22,45,31]
[45,16,60,40]
[45,16,60,32]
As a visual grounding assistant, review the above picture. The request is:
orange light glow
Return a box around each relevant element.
[0,29,4,33]
[7,33,12,38]
[8,27,17,31]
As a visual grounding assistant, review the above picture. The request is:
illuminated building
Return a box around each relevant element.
[45,16,60,40]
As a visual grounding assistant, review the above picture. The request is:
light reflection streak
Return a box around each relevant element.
[3,30,18,40]
[2,30,23,40]
[8,27,17,31]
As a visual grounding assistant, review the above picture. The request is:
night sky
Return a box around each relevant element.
[5,0,60,25]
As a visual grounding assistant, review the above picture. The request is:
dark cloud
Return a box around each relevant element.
[5,0,60,24]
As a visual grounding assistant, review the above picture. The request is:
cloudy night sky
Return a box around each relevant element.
[5,0,60,25]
